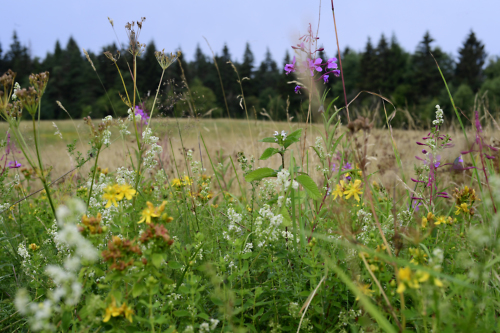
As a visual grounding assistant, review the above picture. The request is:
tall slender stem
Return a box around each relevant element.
[86,148,101,208]
[331,2,350,122]
[32,116,56,218]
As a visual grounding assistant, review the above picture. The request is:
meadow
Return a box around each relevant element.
[1,17,500,333]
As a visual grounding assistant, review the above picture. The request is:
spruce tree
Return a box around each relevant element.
[456,30,486,91]
[358,37,377,92]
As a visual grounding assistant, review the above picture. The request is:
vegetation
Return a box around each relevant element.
[1,15,500,333]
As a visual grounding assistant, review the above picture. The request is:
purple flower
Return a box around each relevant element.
[135,106,150,125]
[323,75,329,83]
[458,155,464,163]
[294,85,301,94]
[332,70,340,77]
[327,57,338,69]
[412,200,422,211]
[434,155,441,168]
[292,42,305,51]
[422,149,427,154]
[284,56,296,75]
[307,58,323,76]
[8,161,21,169]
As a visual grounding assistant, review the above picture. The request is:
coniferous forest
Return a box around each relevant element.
[1,29,499,128]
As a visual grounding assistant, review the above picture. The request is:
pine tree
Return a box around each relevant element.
[456,30,486,91]
[191,44,209,83]
[5,31,32,85]
[358,37,377,92]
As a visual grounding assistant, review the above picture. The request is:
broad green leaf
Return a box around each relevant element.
[296,174,322,200]
[168,261,183,270]
[283,129,303,148]
[151,253,164,268]
[280,205,292,227]
[244,168,276,182]
[259,147,280,160]
[173,310,190,317]
[259,137,277,143]
[132,282,146,298]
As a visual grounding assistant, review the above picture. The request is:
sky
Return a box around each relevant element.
[1,0,499,66]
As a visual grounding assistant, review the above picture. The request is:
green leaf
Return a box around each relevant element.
[168,261,183,270]
[151,253,164,268]
[132,282,146,298]
[173,310,190,317]
[259,137,277,143]
[244,168,276,182]
[296,174,322,200]
[62,311,71,331]
[259,147,280,160]
[283,129,303,148]
[280,205,292,227]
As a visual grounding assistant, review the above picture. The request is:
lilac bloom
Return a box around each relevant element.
[294,86,301,94]
[422,149,427,154]
[434,155,441,168]
[332,70,341,77]
[327,57,338,69]
[323,75,329,83]
[284,56,296,75]
[307,58,323,76]
[135,106,150,125]
[8,161,21,169]
[412,200,422,211]
[458,155,464,163]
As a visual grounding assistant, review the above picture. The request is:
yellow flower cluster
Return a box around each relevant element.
[103,296,134,323]
[396,267,443,294]
[138,201,168,224]
[421,211,455,229]
[29,243,39,251]
[102,184,136,208]
[332,179,363,202]
[171,176,193,189]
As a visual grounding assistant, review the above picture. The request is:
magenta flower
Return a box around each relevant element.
[8,161,21,169]
[284,56,296,75]
[323,75,329,83]
[294,86,301,94]
[332,70,340,77]
[327,57,338,69]
[135,106,150,125]
[434,155,441,168]
[307,58,323,76]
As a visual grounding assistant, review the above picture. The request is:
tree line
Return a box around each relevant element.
[1,30,499,127]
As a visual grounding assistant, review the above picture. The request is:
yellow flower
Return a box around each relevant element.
[182,175,193,186]
[332,180,345,200]
[120,303,134,323]
[398,267,412,282]
[356,283,374,300]
[416,270,430,283]
[435,216,446,225]
[171,178,182,188]
[434,278,444,287]
[138,202,160,224]
[103,297,122,322]
[29,243,39,251]
[343,179,363,202]
[246,205,252,212]
[426,212,435,222]
[409,247,428,265]
[421,217,428,229]
[100,167,109,175]
[103,185,120,208]
[117,184,136,201]
[455,203,469,215]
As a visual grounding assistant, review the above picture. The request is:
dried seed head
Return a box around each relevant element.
[107,16,114,27]
[0,69,16,89]
[104,51,117,63]
[29,71,50,96]
[155,49,181,70]
[83,49,96,71]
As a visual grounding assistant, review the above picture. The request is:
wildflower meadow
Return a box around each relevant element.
[1,13,500,333]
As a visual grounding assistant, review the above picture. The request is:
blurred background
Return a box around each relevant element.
[1,0,499,127]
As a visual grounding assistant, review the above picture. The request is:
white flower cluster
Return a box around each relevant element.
[118,118,131,136]
[356,209,372,225]
[11,82,20,100]
[143,143,162,170]
[433,105,444,126]
[276,169,298,193]
[254,204,283,248]
[274,130,287,142]
[116,166,136,186]
[142,127,159,145]
[315,136,325,159]
[223,207,243,242]
[15,199,98,332]
[199,319,219,332]
[102,115,113,146]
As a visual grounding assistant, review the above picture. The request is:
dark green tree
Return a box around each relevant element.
[456,30,486,91]
[5,31,32,86]
[358,37,377,92]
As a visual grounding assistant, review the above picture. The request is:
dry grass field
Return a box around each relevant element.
[1,116,490,196]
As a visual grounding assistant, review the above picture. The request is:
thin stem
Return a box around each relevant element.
[32,116,56,218]
[331,2,350,122]
[86,148,101,208]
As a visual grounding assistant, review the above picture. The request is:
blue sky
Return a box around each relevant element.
[1,0,499,65]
